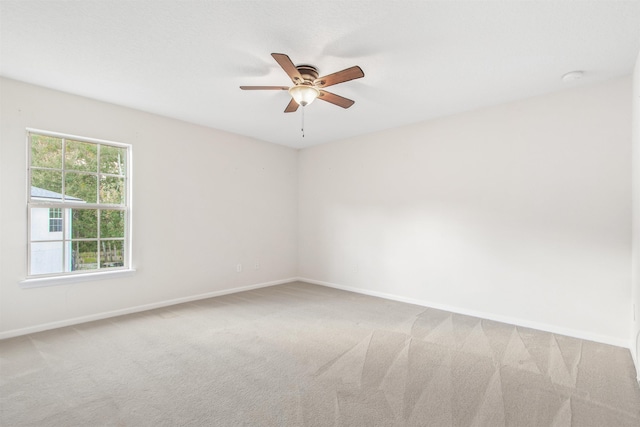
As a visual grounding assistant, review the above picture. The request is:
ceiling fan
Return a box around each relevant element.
[240,53,364,113]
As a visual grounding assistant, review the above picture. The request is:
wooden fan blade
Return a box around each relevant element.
[318,90,355,109]
[271,53,303,84]
[284,98,299,113]
[240,86,289,90]
[315,66,364,88]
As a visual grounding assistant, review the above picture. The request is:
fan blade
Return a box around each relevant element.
[240,86,289,90]
[318,90,355,109]
[271,53,303,84]
[315,66,364,88]
[284,98,299,113]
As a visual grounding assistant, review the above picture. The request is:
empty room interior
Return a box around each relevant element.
[2,1,640,425]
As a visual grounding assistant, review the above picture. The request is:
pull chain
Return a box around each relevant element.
[301,106,305,138]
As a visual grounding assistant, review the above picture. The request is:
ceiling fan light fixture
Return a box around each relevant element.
[289,85,320,107]
[240,53,363,113]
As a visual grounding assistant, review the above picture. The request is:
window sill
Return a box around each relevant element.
[20,269,136,288]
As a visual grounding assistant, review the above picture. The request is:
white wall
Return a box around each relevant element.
[1,75,634,350]
[632,50,640,375]
[0,78,298,336]
[299,76,633,346]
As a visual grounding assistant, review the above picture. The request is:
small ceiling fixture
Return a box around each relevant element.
[562,70,584,82]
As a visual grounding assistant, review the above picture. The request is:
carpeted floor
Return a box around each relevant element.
[1,281,639,426]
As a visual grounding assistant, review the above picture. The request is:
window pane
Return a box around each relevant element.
[100,240,124,268]
[71,209,97,238]
[100,176,125,205]
[30,207,63,241]
[100,145,127,175]
[30,241,64,275]
[65,172,97,203]
[100,210,125,238]
[31,134,62,169]
[31,170,63,196]
[71,240,98,271]
[65,139,98,172]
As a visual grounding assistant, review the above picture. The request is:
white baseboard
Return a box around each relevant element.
[633,331,640,382]
[0,277,299,340]
[298,277,632,350]
[3,276,633,355]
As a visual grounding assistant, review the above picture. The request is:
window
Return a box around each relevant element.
[48,208,62,232]
[27,130,131,278]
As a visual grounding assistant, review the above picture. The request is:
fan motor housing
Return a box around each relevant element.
[296,64,319,83]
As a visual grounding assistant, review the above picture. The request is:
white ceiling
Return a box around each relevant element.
[1,1,639,149]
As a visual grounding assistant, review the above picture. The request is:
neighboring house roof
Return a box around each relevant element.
[31,186,83,202]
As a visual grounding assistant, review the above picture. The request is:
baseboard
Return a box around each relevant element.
[298,277,631,350]
[0,277,299,340]
[633,331,640,382]
[3,276,633,355]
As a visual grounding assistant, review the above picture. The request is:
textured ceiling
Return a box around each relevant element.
[1,1,639,149]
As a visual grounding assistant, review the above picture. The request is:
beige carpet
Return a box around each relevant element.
[1,281,639,426]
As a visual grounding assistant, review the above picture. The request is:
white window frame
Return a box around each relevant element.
[22,129,134,287]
